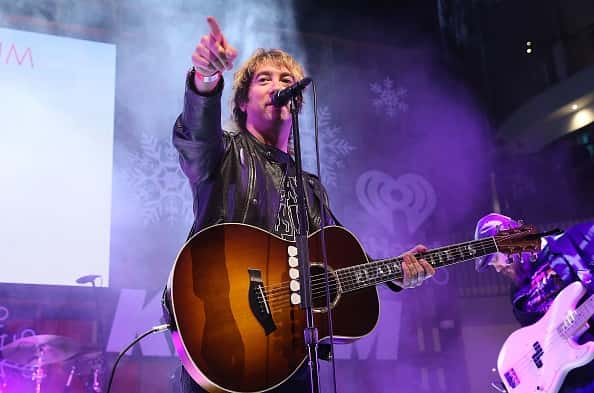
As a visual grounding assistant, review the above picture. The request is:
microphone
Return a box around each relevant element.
[76,274,101,284]
[270,77,312,108]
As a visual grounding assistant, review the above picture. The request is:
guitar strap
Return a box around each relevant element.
[303,172,343,228]
[568,224,594,293]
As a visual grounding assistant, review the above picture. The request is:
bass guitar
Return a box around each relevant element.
[166,222,540,393]
[497,281,594,393]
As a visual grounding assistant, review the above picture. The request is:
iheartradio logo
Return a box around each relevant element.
[356,170,436,235]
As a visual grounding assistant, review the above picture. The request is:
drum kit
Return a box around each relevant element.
[0,334,105,393]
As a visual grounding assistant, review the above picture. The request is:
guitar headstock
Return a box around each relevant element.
[493,224,541,257]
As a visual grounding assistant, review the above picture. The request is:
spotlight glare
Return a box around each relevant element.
[526,48,533,54]
[572,109,594,130]
[526,41,532,46]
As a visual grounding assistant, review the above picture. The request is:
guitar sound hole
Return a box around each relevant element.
[310,264,340,311]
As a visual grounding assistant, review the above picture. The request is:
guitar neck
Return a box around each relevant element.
[335,237,498,293]
[558,293,594,338]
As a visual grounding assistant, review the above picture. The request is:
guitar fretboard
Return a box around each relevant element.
[557,293,594,338]
[335,237,498,293]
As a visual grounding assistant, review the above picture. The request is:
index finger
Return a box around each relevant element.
[207,16,223,41]
[410,244,427,254]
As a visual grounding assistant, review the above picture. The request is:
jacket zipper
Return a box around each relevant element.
[241,152,256,222]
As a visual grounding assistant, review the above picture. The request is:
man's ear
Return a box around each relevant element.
[239,100,247,112]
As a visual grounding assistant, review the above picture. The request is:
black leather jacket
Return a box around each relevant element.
[168,75,400,380]
[173,73,335,236]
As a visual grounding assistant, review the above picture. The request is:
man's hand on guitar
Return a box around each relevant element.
[394,245,435,289]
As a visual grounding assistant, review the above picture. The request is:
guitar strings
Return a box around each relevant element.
[256,239,501,311]
[256,248,502,312]
[241,233,516,314]
[257,236,497,297]
[257,240,500,306]
[194,237,536,328]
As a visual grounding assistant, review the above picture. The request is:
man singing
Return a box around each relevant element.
[172,16,435,393]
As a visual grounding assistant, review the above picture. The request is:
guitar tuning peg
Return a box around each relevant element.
[530,253,538,262]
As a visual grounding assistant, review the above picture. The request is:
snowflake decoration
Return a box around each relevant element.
[302,106,355,187]
[370,77,408,118]
[126,133,193,226]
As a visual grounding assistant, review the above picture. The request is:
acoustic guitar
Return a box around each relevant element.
[166,222,540,393]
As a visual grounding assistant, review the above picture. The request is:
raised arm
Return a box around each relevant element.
[172,16,238,184]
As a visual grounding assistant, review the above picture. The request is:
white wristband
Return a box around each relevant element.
[195,70,221,83]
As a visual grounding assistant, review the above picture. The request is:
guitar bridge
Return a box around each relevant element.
[504,368,520,388]
[248,269,276,335]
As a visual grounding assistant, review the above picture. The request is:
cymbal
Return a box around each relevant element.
[64,349,104,375]
[1,335,80,367]
[71,348,103,361]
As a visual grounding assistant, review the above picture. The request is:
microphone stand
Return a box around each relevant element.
[290,95,321,393]
[80,277,106,393]
[90,279,105,393]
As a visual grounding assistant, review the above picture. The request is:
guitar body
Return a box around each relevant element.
[497,281,594,393]
[167,223,380,393]
[165,220,541,393]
